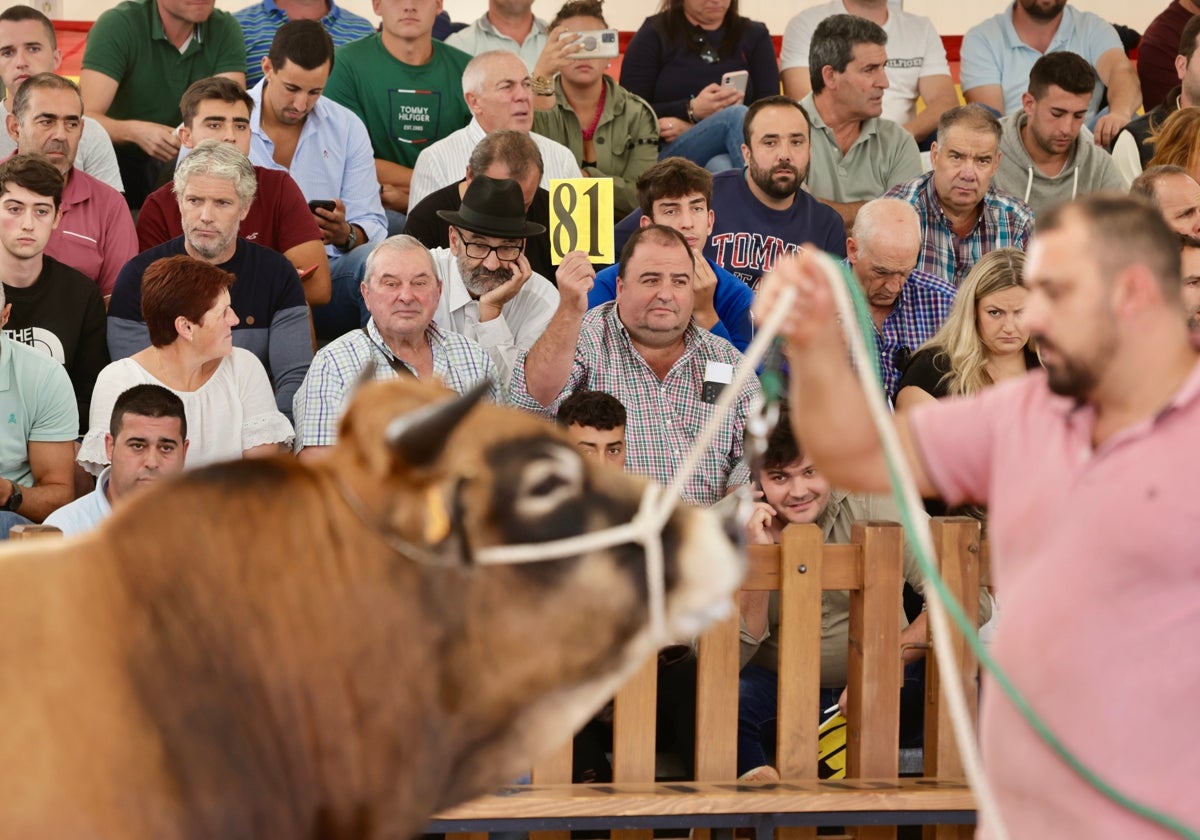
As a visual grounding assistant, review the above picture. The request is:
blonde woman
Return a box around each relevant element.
[894,248,1037,411]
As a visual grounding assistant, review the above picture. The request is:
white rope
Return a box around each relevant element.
[812,250,1010,840]
[474,286,798,645]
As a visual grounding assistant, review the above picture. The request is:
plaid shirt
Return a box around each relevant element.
[844,262,956,399]
[293,319,499,452]
[885,172,1034,286]
[509,303,761,506]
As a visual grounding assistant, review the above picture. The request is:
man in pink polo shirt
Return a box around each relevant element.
[756,192,1200,838]
[5,72,136,299]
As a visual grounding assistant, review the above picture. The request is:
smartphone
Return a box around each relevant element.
[721,70,749,95]
[566,29,620,59]
[307,199,336,213]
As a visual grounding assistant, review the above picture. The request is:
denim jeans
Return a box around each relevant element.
[659,104,748,173]
[311,242,377,342]
[736,660,927,776]
[0,510,33,539]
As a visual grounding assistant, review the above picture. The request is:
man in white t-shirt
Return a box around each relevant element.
[779,0,957,142]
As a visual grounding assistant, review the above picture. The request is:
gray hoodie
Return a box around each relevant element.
[993,111,1125,217]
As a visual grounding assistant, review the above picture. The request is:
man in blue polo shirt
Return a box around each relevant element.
[960,0,1141,148]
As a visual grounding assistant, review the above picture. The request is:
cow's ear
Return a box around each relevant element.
[385,379,491,468]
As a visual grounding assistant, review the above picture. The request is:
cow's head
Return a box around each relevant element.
[329,377,744,804]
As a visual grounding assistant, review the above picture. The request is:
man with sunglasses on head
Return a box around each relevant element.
[430,174,559,385]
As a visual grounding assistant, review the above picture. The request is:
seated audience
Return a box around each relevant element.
[800,15,922,229]
[846,199,955,400]
[0,284,76,534]
[555,389,627,468]
[613,97,847,292]
[1130,164,1200,236]
[1147,107,1200,184]
[235,0,376,87]
[6,73,136,298]
[735,405,988,776]
[619,0,778,172]
[993,52,1123,216]
[429,176,559,386]
[82,255,293,476]
[45,384,188,536]
[1136,1,1199,112]
[0,5,122,191]
[589,157,754,351]
[531,0,659,222]
[778,0,957,143]
[959,0,1141,147]
[409,50,581,211]
[247,20,388,340]
[138,77,330,306]
[323,0,471,224]
[1113,15,1200,186]
[886,105,1034,286]
[108,141,313,421]
[404,130,554,281]
[0,155,108,433]
[511,225,760,506]
[293,235,500,459]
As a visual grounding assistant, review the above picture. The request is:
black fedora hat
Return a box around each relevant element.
[437,176,547,239]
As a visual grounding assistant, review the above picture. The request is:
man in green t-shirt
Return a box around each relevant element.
[324,0,471,228]
[79,0,246,210]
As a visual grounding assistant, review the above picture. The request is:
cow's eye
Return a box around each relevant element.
[528,473,568,497]
[514,448,583,519]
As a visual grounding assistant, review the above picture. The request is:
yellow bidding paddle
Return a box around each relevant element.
[548,178,614,265]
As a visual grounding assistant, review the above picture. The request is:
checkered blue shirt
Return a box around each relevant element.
[293,320,500,452]
[509,303,761,506]
[843,262,956,399]
[885,172,1034,286]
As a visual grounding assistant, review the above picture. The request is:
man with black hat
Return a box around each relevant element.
[431,174,558,386]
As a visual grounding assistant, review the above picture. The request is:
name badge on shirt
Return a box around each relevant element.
[702,360,734,405]
[548,178,615,265]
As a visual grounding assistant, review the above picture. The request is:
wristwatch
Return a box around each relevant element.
[338,225,358,252]
[4,479,22,512]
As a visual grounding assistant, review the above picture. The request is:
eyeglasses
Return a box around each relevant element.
[455,228,524,262]
[692,32,719,64]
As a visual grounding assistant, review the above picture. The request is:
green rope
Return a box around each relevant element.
[833,263,1200,840]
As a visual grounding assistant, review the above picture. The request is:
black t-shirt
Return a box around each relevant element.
[403,180,555,284]
[895,347,953,399]
[4,256,109,434]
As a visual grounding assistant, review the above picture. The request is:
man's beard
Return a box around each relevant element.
[460,261,512,298]
[748,158,802,200]
[1020,0,1066,22]
[1038,331,1115,401]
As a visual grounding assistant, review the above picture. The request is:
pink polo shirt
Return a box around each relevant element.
[909,362,1200,838]
[43,167,137,297]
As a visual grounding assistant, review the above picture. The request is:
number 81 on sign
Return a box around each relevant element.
[549,178,614,265]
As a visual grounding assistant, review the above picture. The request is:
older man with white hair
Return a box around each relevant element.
[408,50,581,209]
[845,197,956,400]
[293,234,500,460]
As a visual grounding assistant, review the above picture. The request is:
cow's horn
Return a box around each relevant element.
[384,379,491,467]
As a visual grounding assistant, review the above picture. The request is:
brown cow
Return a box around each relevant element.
[0,376,743,839]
